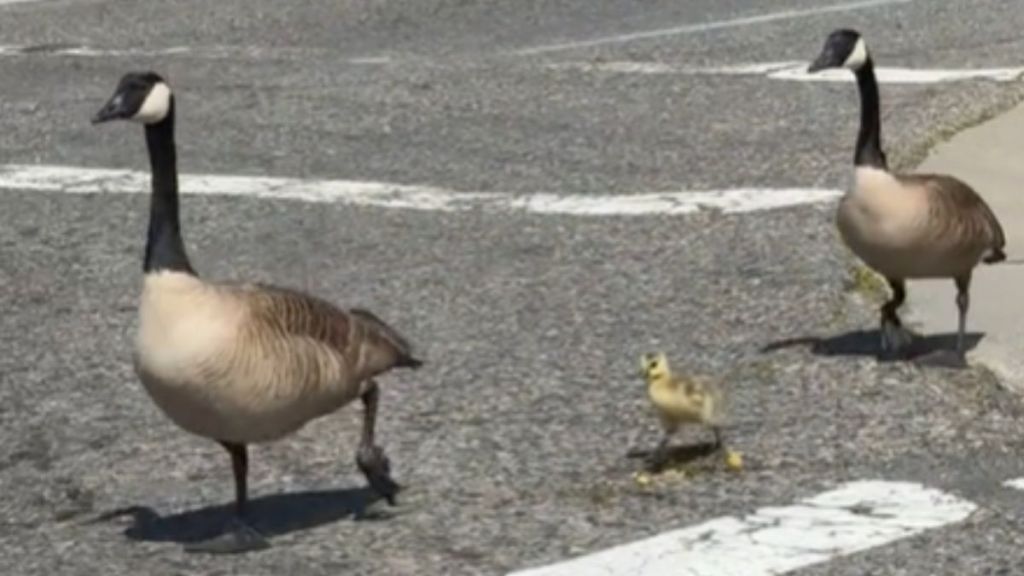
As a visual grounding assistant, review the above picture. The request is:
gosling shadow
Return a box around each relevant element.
[760,329,984,361]
[627,441,721,472]
[87,487,384,546]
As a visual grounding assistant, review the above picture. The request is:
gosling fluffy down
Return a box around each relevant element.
[640,352,725,466]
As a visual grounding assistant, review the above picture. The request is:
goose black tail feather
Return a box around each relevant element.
[984,247,1007,264]
[350,308,424,370]
[398,355,424,370]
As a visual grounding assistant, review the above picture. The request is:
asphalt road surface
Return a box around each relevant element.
[4,0,1024,574]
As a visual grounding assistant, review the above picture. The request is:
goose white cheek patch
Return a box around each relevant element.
[843,37,869,70]
[132,82,171,124]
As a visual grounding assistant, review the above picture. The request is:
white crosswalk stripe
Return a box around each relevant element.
[507,480,978,576]
[0,164,843,216]
[547,61,1024,84]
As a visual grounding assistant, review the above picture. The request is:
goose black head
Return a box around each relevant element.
[808,29,869,73]
[92,71,172,125]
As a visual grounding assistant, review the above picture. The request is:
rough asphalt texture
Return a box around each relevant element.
[3,0,1024,574]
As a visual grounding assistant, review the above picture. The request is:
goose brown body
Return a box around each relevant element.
[809,29,1005,366]
[135,271,417,444]
[94,71,418,553]
[838,167,1005,279]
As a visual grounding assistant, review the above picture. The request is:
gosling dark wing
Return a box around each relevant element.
[900,173,1006,262]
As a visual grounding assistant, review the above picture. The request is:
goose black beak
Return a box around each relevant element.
[807,52,833,73]
[91,95,127,125]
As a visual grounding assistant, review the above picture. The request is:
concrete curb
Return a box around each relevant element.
[907,100,1024,392]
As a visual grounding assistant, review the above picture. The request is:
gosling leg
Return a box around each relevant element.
[648,427,676,471]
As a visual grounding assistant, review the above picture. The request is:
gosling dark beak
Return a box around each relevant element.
[91,95,126,125]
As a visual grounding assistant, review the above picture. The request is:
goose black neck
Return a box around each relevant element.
[853,59,887,170]
[142,100,194,275]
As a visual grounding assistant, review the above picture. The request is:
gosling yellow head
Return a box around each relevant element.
[640,352,671,384]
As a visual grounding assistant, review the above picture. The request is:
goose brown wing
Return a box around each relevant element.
[898,173,1006,262]
[239,283,422,370]
[241,283,354,351]
[349,308,422,368]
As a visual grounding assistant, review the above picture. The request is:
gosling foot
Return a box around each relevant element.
[645,446,671,473]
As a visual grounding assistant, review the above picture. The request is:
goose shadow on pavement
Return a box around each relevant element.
[760,328,984,360]
[87,486,386,546]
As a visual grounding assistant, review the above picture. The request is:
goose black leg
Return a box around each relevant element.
[184,441,270,554]
[356,380,400,505]
[955,274,971,355]
[917,274,970,369]
[879,277,914,360]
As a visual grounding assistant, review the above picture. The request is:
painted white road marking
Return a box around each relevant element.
[550,60,1024,84]
[0,43,392,65]
[765,64,1023,83]
[511,0,914,56]
[508,480,976,576]
[0,44,221,58]
[0,164,843,216]
[1002,478,1024,491]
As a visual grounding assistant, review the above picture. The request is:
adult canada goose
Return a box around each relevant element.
[807,29,1006,368]
[92,71,423,554]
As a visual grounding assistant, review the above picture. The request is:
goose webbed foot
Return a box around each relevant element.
[878,320,914,361]
[357,444,401,505]
[917,275,971,370]
[915,348,968,369]
[183,516,269,555]
[878,277,914,361]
